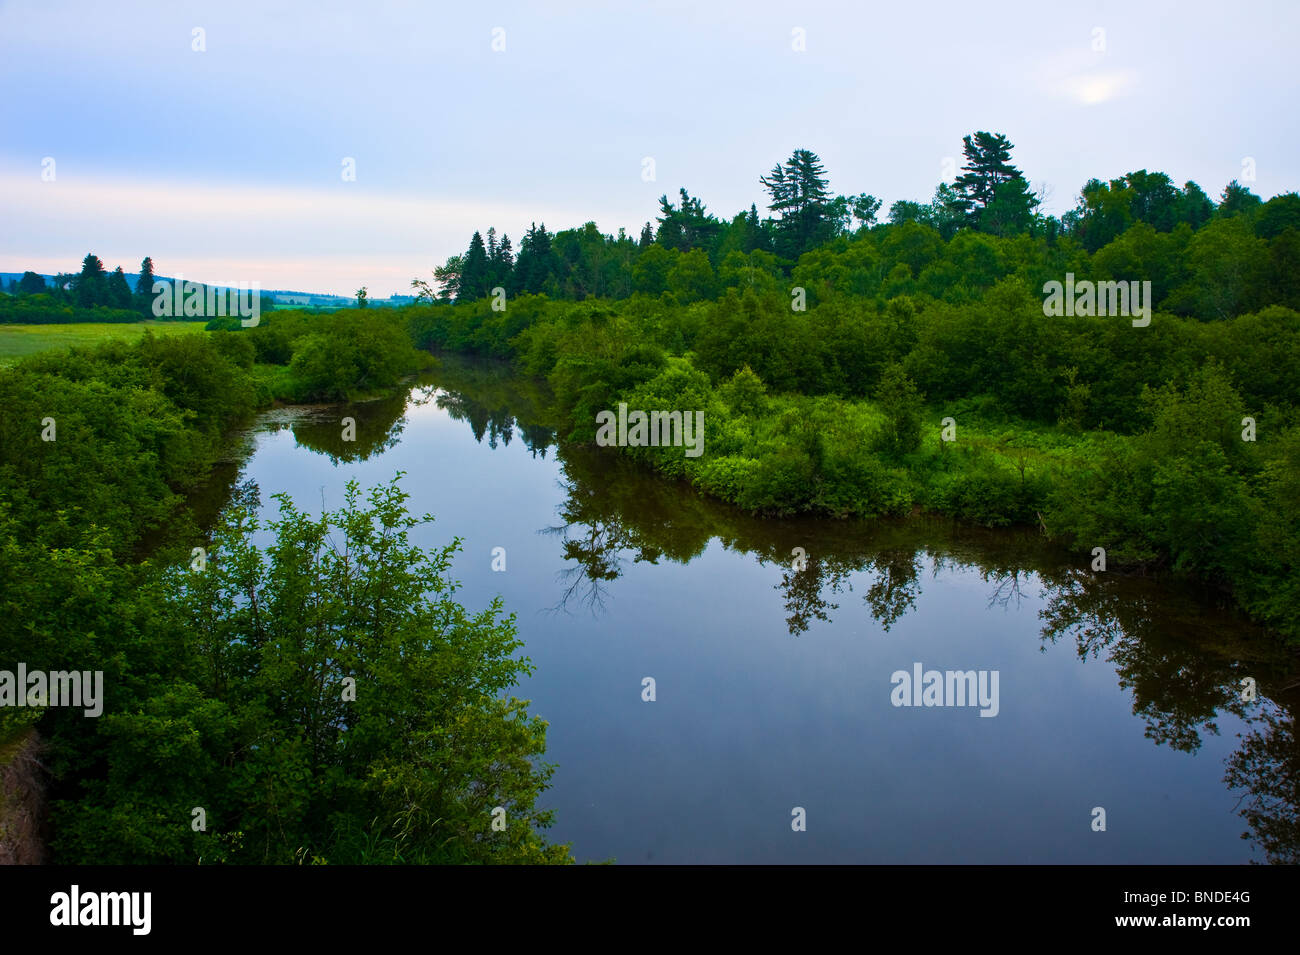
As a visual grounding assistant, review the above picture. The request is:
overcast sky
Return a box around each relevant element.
[2,0,1297,296]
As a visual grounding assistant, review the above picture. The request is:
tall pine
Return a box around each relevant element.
[950,132,1031,231]
[135,256,156,312]
[458,231,490,302]
[760,149,832,257]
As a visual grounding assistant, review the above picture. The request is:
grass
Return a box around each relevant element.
[0,321,208,365]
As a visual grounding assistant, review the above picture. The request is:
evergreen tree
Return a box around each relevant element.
[744,204,764,252]
[638,222,654,248]
[486,227,499,276]
[512,223,556,295]
[73,253,108,308]
[494,233,514,290]
[678,189,720,251]
[655,195,685,251]
[135,257,155,297]
[1218,180,1263,219]
[135,256,156,312]
[458,231,490,302]
[107,266,133,309]
[760,148,833,257]
[951,132,1028,228]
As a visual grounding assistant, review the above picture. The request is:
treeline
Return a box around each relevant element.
[0,254,276,324]
[2,255,158,317]
[422,136,1299,317]
[0,312,572,862]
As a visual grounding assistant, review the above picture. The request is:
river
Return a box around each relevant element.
[194,356,1298,864]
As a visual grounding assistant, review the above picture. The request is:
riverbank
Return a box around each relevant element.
[403,292,1300,646]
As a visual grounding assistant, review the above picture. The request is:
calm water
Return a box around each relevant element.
[199,358,1298,864]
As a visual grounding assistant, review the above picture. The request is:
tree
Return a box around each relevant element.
[638,222,654,248]
[1256,193,1300,239]
[666,247,718,302]
[490,232,514,291]
[871,363,923,456]
[978,176,1038,236]
[1064,177,1133,251]
[1167,217,1267,319]
[68,476,573,863]
[1218,180,1263,219]
[654,194,685,250]
[413,254,463,303]
[889,200,933,228]
[356,287,368,308]
[1124,170,1180,231]
[135,257,156,312]
[632,243,673,295]
[744,204,767,252]
[512,223,557,295]
[761,149,834,258]
[17,271,46,295]
[107,266,133,309]
[1178,182,1215,229]
[849,193,883,231]
[950,132,1025,226]
[73,253,108,308]
[458,231,490,302]
[653,189,719,253]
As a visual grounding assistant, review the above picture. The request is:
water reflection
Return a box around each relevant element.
[200,355,1300,863]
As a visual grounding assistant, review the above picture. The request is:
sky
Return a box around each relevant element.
[2,0,1298,297]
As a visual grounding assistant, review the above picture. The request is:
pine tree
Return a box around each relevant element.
[639,222,654,248]
[512,223,555,295]
[73,253,108,308]
[760,149,832,257]
[655,195,685,250]
[951,132,1026,227]
[107,267,133,309]
[1218,180,1263,219]
[494,233,514,291]
[135,256,156,311]
[458,231,490,302]
[744,204,764,252]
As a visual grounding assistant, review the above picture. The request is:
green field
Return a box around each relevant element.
[0,321,208,365]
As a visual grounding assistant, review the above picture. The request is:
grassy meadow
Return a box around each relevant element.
[0,320,208,365]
